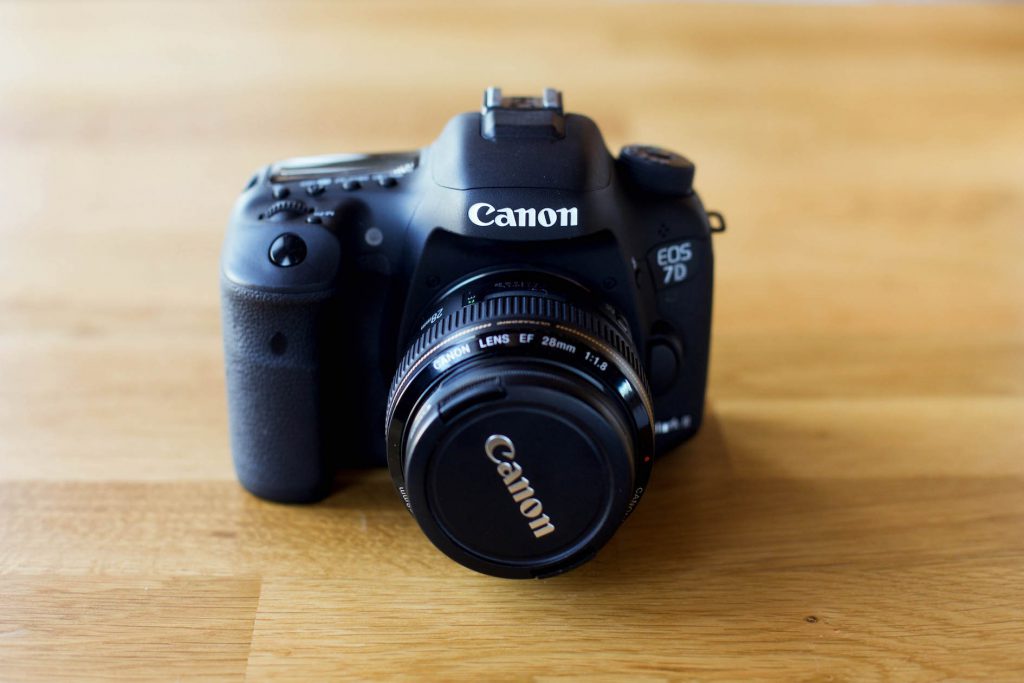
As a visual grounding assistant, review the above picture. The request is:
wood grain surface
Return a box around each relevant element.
[1,1,1023,680]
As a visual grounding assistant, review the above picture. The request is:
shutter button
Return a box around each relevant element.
[269,233,306,267]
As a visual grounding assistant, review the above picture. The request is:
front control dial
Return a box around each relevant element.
[263,199,310,221]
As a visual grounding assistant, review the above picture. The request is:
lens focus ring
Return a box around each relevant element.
[388,294,648,414]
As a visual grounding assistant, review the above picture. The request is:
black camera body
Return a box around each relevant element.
[221,88,721,578]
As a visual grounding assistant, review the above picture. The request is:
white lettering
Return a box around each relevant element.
[467,202,578,228]
[656,241,693,285]
[484,434,555,539]
[557,207,578,226]
[529,515,555,537]
[485,434,515,464]
[431,343,473,371]
[478,333,511,349]
[468,202,496,226]
[494,207,515,227]
[519,498,543,518]
[514,207,536,226]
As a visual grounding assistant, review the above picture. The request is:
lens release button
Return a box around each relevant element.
[649,340,680,395]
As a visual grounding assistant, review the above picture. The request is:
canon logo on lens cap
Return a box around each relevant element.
[484,434,556,539]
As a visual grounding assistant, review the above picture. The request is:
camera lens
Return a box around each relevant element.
[385,271,655,578]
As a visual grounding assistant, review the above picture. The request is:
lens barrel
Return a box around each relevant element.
[385,272,654,578]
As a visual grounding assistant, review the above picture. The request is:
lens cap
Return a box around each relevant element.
[385,276,656,578]
[401,369,637,578]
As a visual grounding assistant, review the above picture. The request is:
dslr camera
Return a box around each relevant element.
[221,88,723,578]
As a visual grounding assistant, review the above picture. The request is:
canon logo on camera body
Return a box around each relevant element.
[484,434,556,539]
[468,202,579,228]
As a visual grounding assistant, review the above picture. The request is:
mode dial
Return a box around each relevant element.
[619,145,695,196]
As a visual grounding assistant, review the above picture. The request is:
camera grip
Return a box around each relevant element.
[220,279,337,502]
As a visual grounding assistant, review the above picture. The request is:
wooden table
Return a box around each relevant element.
[1,2,1022,680]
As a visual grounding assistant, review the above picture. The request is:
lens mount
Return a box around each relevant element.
[385,271,654,578]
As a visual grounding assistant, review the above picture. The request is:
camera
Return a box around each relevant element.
[221,88,723,578]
